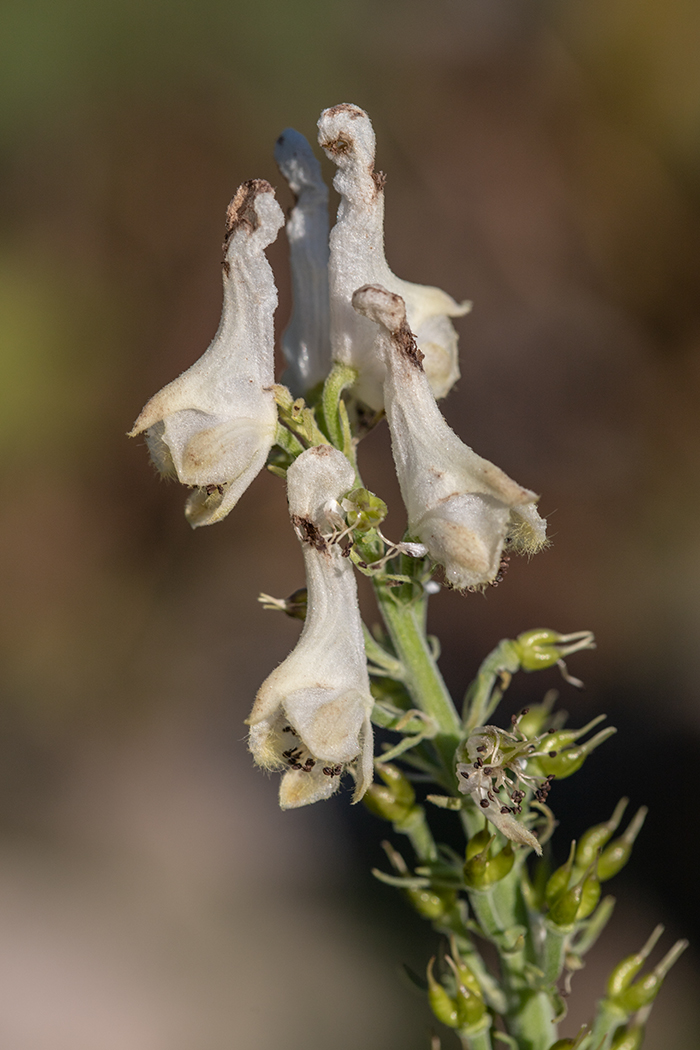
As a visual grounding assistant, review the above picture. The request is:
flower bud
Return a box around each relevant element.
[597,807,647,881]
[318,104,470,410]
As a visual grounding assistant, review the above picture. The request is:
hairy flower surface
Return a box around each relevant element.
[318,103,470,411]
[247,445,374,808]
[352,285,546,590]
[129,180,283,527]
[275,128,331,396]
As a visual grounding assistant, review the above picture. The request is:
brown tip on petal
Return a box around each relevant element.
[352,285,424,370]
[223,179,275,255]
[323,103,366,120]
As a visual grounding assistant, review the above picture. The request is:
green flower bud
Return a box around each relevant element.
[536,727,616,780]
[513,629,594,673]
[341,487,387,533]
[597,807,647,881]
[545,840,576,907]
[575,798,628,870]
[609,1026,644,1050]
[427,957,459,1028]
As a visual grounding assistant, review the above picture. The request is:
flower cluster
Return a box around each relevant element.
[130,103,547,806]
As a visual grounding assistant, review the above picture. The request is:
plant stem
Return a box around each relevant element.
[374,583,461,780]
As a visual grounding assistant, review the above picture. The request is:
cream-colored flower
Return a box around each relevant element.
[247,445,374,809]
[352,284,546,590]
[317,103,471,410]
[129,180,283,527]
[274,128,331,397]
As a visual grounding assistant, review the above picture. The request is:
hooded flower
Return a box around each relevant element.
[317,103,471,411]
[247,445,375,808]
[352,284,546,590]
[274,128,331,397]
[129,180,283,527]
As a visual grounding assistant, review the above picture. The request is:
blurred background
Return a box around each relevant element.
[1,0,699,1046]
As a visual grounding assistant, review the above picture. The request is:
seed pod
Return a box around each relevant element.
[426,958,459,1028]
[597,807,647,881]
[545,840,576,907]
[575,798,628,870]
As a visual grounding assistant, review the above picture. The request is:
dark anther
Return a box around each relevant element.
[479,799,490,808]
[501,806,511,814]
[483,767,493,776]
[521,708,530,715]
[548,750,558,757]
[460,770,470,779]
[476,745,487,753]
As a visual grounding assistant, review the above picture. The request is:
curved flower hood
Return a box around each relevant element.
[129,180,283,527]
[247,445,375,808]
[317,104,471,411]
[274,128,331,397]
[352,284,546,591]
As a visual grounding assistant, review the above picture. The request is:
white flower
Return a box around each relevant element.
[274,128,331,397]
[247,445,374,808]
[352,285,546,590]
[317,103,471,411]
[129,180,283,527]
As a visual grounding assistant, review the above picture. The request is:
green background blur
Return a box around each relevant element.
[1,1,699,1047]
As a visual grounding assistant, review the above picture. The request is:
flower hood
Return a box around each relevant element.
[247,445,375,808]
[129,179,283,527]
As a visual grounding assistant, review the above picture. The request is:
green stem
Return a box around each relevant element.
[374,584,461,780]
[459,1016,493,1050]
[321,362,358,448]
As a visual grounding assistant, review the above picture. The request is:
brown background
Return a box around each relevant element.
[0,1,699,1046]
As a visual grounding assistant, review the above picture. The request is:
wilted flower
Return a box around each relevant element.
[318,103,471,410]
[247,444,374,808]
[275,128,331,396]
[456,725,551,854]
[129,180,283,527]
[352,284,546,590]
